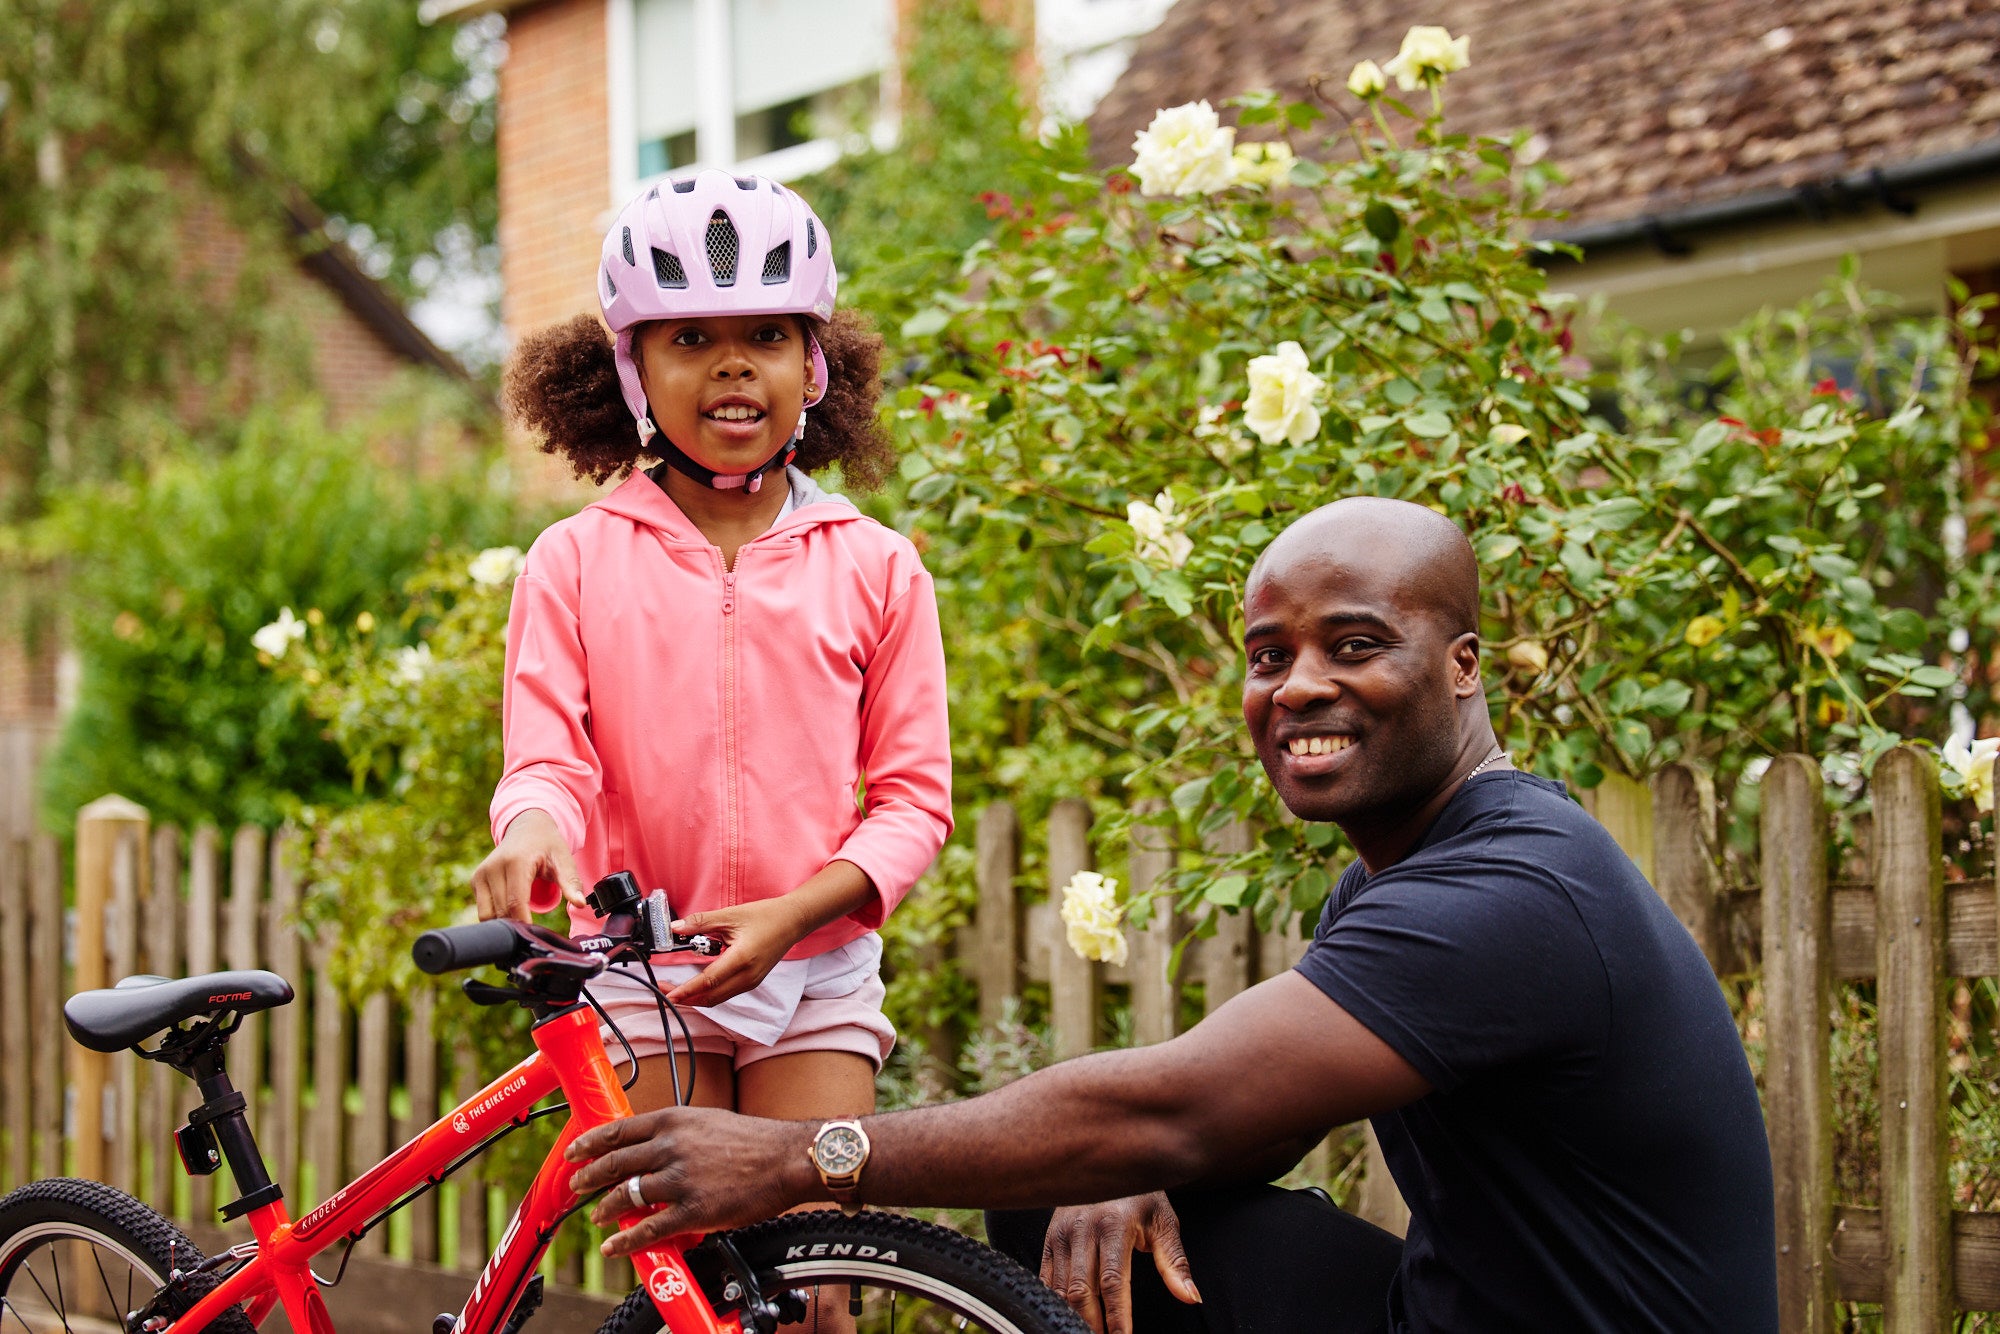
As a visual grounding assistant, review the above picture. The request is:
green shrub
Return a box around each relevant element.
[33,403,523,830]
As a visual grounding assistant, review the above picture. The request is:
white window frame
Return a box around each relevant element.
[608,0,892,205]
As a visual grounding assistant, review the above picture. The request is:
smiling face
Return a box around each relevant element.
[635,314,810,475]
[1241,500,1487,839]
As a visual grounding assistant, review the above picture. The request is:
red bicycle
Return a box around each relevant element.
[0,872,1080,1334]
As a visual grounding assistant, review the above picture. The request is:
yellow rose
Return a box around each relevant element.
[1243,341,1325,446]
[1382,25,1471,91]
[1231,141,1295,188]
[1059,871,1128,966]
[1129,101,1237,197]
[1943,734,2000,813]
[1683,615,1726,648]
[1347,59,1387,98]
[1506,640,1549,674]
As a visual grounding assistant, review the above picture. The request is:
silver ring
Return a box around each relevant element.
[623,1175,647,1210]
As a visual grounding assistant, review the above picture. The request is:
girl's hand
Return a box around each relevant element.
[471,809,586,921]
[663,897,813,1007]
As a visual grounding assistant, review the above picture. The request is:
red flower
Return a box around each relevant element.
[1717,416,1745,428]
[994,340,1014,357]
[1812,377,1840,396]
[980,191,1017,220]
[1107,174,1134,195]
[1555,328,1574,354]
[918,396,938,417]
[1378,252,1399,275]
[1499,482,1528,505]
[1754,428,1782,448]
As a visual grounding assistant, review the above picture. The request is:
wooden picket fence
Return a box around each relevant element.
[0,745,1996,1331]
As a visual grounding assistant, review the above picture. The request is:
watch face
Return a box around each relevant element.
[815,1125,867,1176]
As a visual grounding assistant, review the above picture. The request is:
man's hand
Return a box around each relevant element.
[664,897,814,1007]
[471,809,585,919]
[1041,1192,1200,1333]
[567,1106,820,1254]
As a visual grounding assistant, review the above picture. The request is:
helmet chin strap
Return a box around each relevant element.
[638,411,802,494]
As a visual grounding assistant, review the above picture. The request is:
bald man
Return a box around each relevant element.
[565,498,1779,1333]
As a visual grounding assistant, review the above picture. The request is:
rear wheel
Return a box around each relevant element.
[596,1209,1085,1334]
[0,1178,256,1334]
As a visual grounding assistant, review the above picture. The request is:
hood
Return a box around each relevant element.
[592,465,860,540]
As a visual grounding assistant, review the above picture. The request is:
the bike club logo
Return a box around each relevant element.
[454,1072,528,1136]
[452,1112,471,1134]
[647,1267,689,1303]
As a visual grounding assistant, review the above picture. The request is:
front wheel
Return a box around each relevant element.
[0,1178,256,1334]
[597,1210,1086,1334]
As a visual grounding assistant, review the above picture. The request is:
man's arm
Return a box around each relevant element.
[567,972,1429,1252]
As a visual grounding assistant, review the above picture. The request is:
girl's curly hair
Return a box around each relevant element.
[503,309,896,489]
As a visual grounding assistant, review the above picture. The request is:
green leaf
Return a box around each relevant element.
[985,392,1014,422]
[908,473,953,504]
[900,307,951,339]
[1405,411,1454,438]
[1363,199,1401,244]
[1171,777,1212,813]
[1477,533,1522,562]
[1205,875,1249,908]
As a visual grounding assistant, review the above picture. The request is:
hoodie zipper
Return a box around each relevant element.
[721,565,739,906]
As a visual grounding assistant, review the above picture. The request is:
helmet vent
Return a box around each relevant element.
[671,177,697,194]
[647,186,660,200]
[602,266,618,300]
[621,227,634,267]
[652,247,688,289]
[761,241,791,285]
[805,217,818,258]
[769,180,782,195]
[705,210,739,286]
[735,176,757,190]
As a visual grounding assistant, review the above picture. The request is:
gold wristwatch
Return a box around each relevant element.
[808,1119,870,1214]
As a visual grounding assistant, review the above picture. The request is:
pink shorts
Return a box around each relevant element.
[591,971,896,1073]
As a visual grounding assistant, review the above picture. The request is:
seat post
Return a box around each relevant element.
[187,1046,284,1220]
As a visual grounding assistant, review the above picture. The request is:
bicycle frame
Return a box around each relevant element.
[164,1003,738,1334]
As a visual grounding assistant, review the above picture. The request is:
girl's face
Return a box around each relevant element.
[636,315,809,477]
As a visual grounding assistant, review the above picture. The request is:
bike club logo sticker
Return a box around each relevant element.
[647,1268,689,1303]
[454,1073,529,1136]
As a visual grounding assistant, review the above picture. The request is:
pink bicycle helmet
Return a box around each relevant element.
[598,170,838,492]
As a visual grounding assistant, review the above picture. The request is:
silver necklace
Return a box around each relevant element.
[1464,748,1508,784]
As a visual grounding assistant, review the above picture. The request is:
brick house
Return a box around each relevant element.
[1089,0,2000,341]
[427,0,1177,354]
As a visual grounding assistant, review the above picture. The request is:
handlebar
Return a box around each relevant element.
[413,920,523,975]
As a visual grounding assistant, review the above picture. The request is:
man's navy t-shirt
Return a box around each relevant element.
[1294,771,1777,1333]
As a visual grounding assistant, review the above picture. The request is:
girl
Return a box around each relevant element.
[472,172,951,1191]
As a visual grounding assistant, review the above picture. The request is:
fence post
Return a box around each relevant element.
[974,803,1021,1030]
[1,836,27,1189]
[351,992,393,1256]
[146,826,183,1213]
[1589,771,1656,884]
[309,932,347,1214]
[75,795,149,1184]
[266,829,303,1199]
[1126,801,1177,1047]
[31,835,63,1179]
[227,825,267,1152]
[110,827,142,1195]
[1202,823,1253,1016]
[1760,755,1833,1334]
[405,989,439,1264]
[1872,746,1949,1331]
[1047,799,1099,1060]
[186,826,221,1220]
[1652,765,1723,969]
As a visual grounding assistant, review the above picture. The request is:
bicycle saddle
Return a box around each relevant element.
[64,970,295,1052]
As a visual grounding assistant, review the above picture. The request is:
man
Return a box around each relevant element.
[566,497,1779,1333]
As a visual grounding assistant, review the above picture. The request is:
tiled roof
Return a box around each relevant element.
[1089,0,2000,233]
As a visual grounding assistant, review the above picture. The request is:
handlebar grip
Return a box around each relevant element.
[413,920,524,975]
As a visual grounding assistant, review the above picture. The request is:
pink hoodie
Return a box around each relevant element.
[490,469,953,958]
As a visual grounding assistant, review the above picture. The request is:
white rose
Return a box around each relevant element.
[1383,25,1471,91]
[1942,733,2000,813]
[392,643,435,686]
[252,607,308,659]
[1243,341,1325,446]
[1347,59,1387,98]
[1059,870,1128,966]
[1127,493,1194,570]
[1130,101,1238,197]
[468,546,526,587]
[1231,141,1295,188]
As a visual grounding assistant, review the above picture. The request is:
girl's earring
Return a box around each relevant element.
[804,383,821,399]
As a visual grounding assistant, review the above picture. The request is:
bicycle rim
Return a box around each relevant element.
[0,1219,168,1332]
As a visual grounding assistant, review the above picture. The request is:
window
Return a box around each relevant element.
[625,0,891,187]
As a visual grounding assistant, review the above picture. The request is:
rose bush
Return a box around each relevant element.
[886,36,1998,936]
